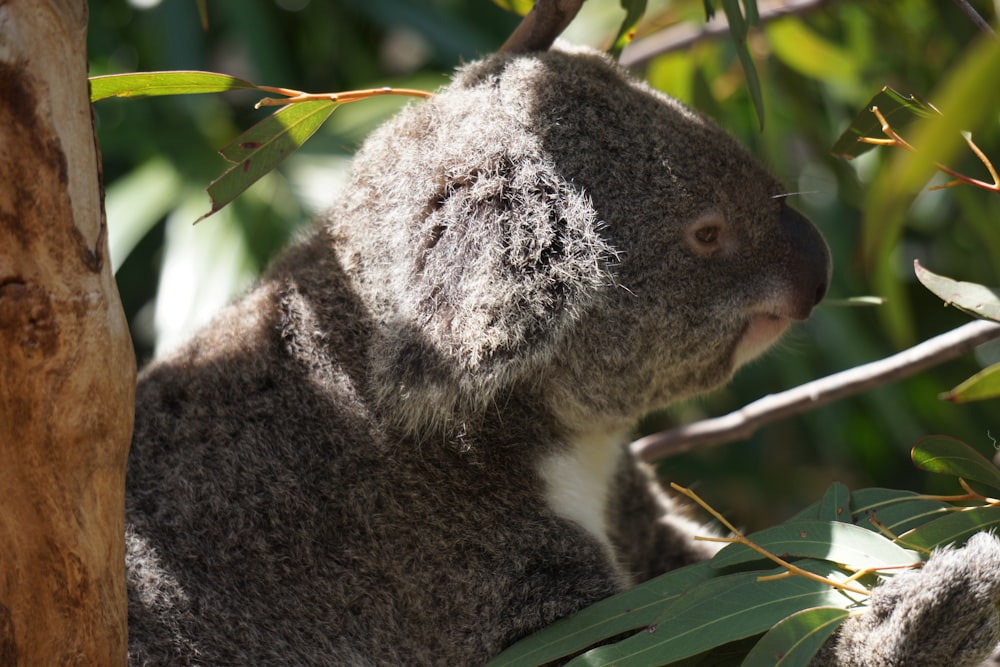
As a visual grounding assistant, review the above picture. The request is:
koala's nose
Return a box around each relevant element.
[780,206,831,320]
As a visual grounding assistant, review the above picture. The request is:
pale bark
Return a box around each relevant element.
[0,1,134,665]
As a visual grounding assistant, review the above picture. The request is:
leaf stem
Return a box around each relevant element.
[254,86,433,109]
[858,105,1000,193]
[672,483,871,596]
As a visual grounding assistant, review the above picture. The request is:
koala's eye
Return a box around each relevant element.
[694,226,719,244]
[685,214,729,258]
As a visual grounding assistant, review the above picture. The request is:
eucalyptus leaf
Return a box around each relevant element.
[567,563,862,667]
[90,70,259,102]
[199,100,338,222]
[940,361,1000,403]
[913,260,1000,322]
[850,488,951,536]
[897,505,1000,552]
[487,561,715,666]
[490,0,534,15]
[740,607,849,667]
[911,435,1000,491]
[718,0,764,130]
[817,482,851,523]
[710,521,920,571]
[610,0,648,58]
[831,86,937,159]
[859,36,1000,284]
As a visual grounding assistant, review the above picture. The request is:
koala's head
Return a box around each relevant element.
[329,45,830,435]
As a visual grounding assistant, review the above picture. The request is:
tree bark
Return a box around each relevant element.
[0,1,134,665]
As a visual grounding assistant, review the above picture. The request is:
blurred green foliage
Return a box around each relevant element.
[89,0,1000,530]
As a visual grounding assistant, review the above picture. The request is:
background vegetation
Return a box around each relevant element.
[90,0,1000,530]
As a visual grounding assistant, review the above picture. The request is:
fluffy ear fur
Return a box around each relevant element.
[329,54,617,432]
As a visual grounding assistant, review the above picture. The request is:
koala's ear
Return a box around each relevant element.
[370,153,615,431]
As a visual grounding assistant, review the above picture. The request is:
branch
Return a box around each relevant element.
[619,0,828,68]
[951,0,996,36]
[632,319,1000,462]
[498,0,586,55]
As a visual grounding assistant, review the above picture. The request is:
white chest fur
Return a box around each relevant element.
[537,428,629,562]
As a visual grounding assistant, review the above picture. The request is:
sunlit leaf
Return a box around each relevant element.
[487,562,715,666]
[898,505,1000,551]
[90,71,259,102]
[490,0,534,15]
[817,482,851,522]
[850,488,951,536]
[710,521,920,571]
[610,0,648,58]
[911,435,1000,491]
[831,87,937,159]
[941,362,1000,403]
[199,100,338,222]
[913,260,1000,322]
[821,296,885,307]
[567,563,860,667]
[740,607,849,667]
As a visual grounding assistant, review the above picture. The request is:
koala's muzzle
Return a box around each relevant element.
[778,205,830,321]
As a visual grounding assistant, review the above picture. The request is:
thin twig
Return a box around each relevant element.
[951,0,996,36]
[619,0,828,68]
[859,106,1000,193]
[632,319,1000,462]
[254,86,433,109]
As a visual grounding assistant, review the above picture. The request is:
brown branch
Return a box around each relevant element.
[619,0,829,68]
[498,0,586,55]
[632,319,1000,462]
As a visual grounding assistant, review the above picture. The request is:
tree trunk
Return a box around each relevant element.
[0,1,134,665]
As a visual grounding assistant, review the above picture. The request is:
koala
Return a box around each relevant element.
[124,44,1000,665]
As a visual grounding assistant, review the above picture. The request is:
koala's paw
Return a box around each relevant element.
[811,532,1000,667]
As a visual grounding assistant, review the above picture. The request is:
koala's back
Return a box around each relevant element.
[125,237,625,664]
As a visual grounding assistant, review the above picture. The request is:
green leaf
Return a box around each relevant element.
[859,35,1000,299]
[911,435,1000,491]
[90,70,259,102]
[567,563,861,667]
[830,86,937,159]
[490,0,534,15]
[106,158,183,273]
[817,482,851,522]
[487,561,715,666]
[610,0,648,58]
[941,361,1000,403]
[719,0,764,130]
[820,296,885,307]
[850,488,951,536]
[740,607,849,667]
[199,100,338,222]
[710,521,921,571]
[898,505,1000,552]
[913,260,1000,323]
[766,18,858,85]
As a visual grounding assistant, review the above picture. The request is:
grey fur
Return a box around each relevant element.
[125,45,997,665]
[812,532,1000,667]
